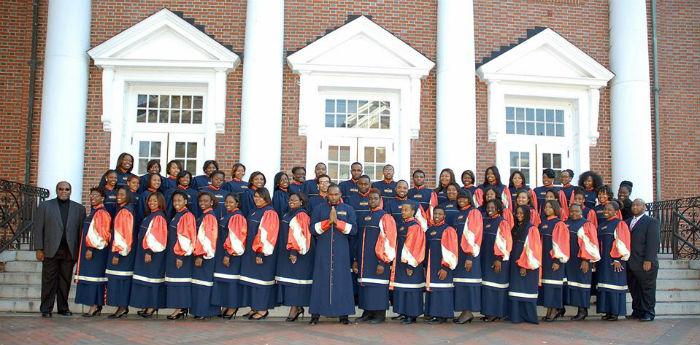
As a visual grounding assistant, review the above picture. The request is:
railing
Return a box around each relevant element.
[646,196,700,260]
[0,179,49,253]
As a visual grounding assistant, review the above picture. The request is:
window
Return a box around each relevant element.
[509,151,531,185]
[173,141,199,173]
[137,140,163,175]
[505,106,564,137]
[325,99,391,129]
[542,152,563,185]
[327,145,352,184]
[137,94,204,124]
[363,145,387,181]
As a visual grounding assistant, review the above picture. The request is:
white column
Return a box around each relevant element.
[37,0,91,201]
[239,0,284,187]
[609,0,654,201]
[436,0,477,181]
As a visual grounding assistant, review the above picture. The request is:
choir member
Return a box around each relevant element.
[508,170,537,211]
[127,175,141,213]
[371,164,398,201]
[538,200,570,322]
[424,206,459,324]
[453,190,483,324]
[440,183,461,227]
[74,187,112,317]
[596,201,631,321]
[137,173,161,225]
[595,185,621,224]
[308,174,331,213]
[224,163,248,198]
[533,169,567,214]
[239,187,279,320]
[460,169,478,198]
[303,162,326,198]
[138,159,162,193]
[272,171,290,217]
[564,203,600,321]
[289,166,306,195]
[407,169,438,221]
[114,152,136,187]
[617,180,634,220]
[106,186,136,318]
[474,166,511,210]
[507,205,542,324]
[339,162,363,197]
[275,192,313,322]
[164,171,198,219]
[385,180,426,230]
[200,170,227,219]
[353,188,397,324]
[542,189,569,221]
[130,192,168,318]
[480,199,513,322]
[572,187,598,228]
[211,193,247,319]
[191,192,219,319]
[479,187,514,229]
[514,189,541,227]
[577,171,603,210]
[161,160,182,192]
[344,175,372,299]
[165,191,197,320]
[435,168,457,205]
[390,203,426,325]
[101,169,118,216]
[240,171,266,217]
[308,184,357,325]
[560,169,576,206]
[191,160,218,190]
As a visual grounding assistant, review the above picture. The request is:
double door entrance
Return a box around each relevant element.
[322,137,396,184]
[131,132,204,175]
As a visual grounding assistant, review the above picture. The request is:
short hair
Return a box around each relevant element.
[351,162,363,168]
[198,191,217,206]
[177,170,193,184]
[101,169,117,182]
[573,186,586,197]
[368,188,382,197]
[412,169,425,177]
[457,189,475,207]
[89,186,105,198]
[315,162,327,169]
[543,168,556,179]
[202,160,219,172]
[253,187,272,205]
[315,174,331,184]
[171,190,190,203]
[403,202,417,213]
[327,183,340,193]
[608,200,621,211]
[578,171,603,189]
[484,199,504,214]
[127,174,140,182]
[396,180,409,188]
[597,185,614,198]
[383,164,394,170]
[146,191,167,214]
[358,174,371,182]
[209,170,225,179]
[562,169,575,179]
[291,166,306,174]
[619,180,634,192]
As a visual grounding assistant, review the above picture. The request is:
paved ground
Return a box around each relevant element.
[0,314,698,345]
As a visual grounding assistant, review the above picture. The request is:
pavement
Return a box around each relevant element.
[0,313,698,345]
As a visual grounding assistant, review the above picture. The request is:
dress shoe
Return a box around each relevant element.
[391,314,406,321]
[355,311,372,323]
[309,315,320,325]
[604,314,618,321]
[426,316,446,324]
[625,314,640,320]
[41,312,52,318]
[570,308,587,321]
[339,316,350,324]
[368,316,385,324]
[639,314,654,322]
[401,316,417,324]
[57,310,73,316]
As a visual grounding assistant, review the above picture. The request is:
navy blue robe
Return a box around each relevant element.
[384,197,420,226]
[211,210,245,308]
[533,185,562,214]
[424,223,456,318]
[564,217,594,308]
[106,204,136,308]
[440,200,460,227]
[130,210,167,309]
[356,208,394,311]
[583,188,597,210]
[190,209,219,317]
[372,180,397,201]
[507,225,539,324]
[223,180,248,199]
[480,215,510,318]
[275,208,314,307]
[339,179,359,198]
[538,216,566,308]
[103,187,118,217]
[272,189,290,219]
[191,174,211,191]
[408,186,435,214]
[391,218,425,317]
[200,185,227,220]
[239,205,279,311]
[303,179,319,198]
[138,174,165,194]
[596,218,628,316]
[164,186,199,219]
[161,176,177,193]
[288,181,304,195]
[164,210,194,309]
[74,207,110,306]
[453,207,482,312]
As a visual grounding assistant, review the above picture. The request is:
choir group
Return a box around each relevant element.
[73,152,635,325]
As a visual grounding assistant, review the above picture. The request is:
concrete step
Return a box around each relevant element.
[690,260,700,270]
[3,261,42,273]
[646,290,700,302]
[0,272,42,285]
[657,279,700,290]
[0,284,77,299]
[658,260,690,269]
[658,269,700,280]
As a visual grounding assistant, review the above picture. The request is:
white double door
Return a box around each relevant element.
[131,132,204,175]
[498,139,571,187]
[322,137,396,184]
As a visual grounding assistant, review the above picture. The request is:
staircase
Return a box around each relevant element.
[1,250,699,317]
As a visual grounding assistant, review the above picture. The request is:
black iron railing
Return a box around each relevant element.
[0,179,49,253]
[646,196,700,260]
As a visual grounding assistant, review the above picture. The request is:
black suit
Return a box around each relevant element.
[32,198,86,314]
[625,214,660,319]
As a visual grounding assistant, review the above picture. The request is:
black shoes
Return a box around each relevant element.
[82,306,102,318]
[426,316,446,324]
[639,314,654,322]
[309,314,320,325]
[602,314,619,321]
[339,316,350,324]
[286,307,304,322]
[41,312,52,318]
[570,308,588,321]
[401,316,417,324]
[57,310,73,316]
[355,310,372,323]
[108,307,128,319]
[167,309,188,320]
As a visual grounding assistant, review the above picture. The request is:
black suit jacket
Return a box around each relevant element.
[625,214,660,271]
[32,198,86,260]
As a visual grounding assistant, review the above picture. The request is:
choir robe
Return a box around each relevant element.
[240,188,257,217]
[302,179,319,198]
[128,189,141,219]
[339,178,359,198]
[462,185,478,203]
[435,187,448,206]
[275,209,314,307]
[356,207,397,311]
[564,217,600,308]
[164,186,199,220]
[309,201,357,317]
[408,186,438,222]
[453,207,483,312]
[384,197,426,231]
[480,215,513,318]
[200,185,227,220]
[508,224,542,324]
[440,200,460,227]
[191,174,211,191]
[130,210,168,309]
[272,188,290,219]
[223,179,248,199]
[344,190,370,297]
[594,202,623,225]
[390,217,426,317]
[164,209,197,308]
[582,206,598,228]
[137,188,158,227]
[103,186,118,217]
[74,206,112,306]
[582,188,597,210]
[372,179,398,201]
[106,204,136,307]
[308,193,330,215]
[424,221,459,318]
[533,185,567,215]
[99,171,135,188]
[596,217,631,316]
[508,186,539,212]
[161,176,178,193]
[211,209,247,308]
[560,184,576,206]
[138,174,165,194]
[288,180,304,195]
[537,216,570,308]
[474,183,511,209]
[239,205,280,310]
[190,209,219,317]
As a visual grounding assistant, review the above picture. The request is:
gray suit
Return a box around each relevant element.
[32,198,86,314]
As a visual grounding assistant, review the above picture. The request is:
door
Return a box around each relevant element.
[503,143,570,187]
[132,132,204,175]
[132,132,168,175]
[322,137,395,184]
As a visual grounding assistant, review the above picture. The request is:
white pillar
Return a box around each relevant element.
[609,0,654,201]
[239,0,284,187]
[436,0,477,181]
[37,0,91,201]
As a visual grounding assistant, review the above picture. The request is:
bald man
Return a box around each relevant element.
[625,198,660,322]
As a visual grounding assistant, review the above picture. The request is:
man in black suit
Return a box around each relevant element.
[625,198,660,321]
[32,181,86,317]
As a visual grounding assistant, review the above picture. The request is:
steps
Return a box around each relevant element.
[1,250,699,317]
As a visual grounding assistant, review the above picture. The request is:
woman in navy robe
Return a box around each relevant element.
[239,187,280,320]
[508,170,537,212]
[439,183,461,227]
[190,191,220,319]
[127,175,141,214]
[538,200,570,321]
[137,173,161,227]
[308,184,356,325]
[130,192,168,318]
[573,187,598,227]
[460,170,478,197]
[596,201,631,321]
[161,160,182,192]
[507,205,542,324]
[138,159,162,193]
[240,171,266,217]
[474,166,511,210]
[99,152,135,188]
[211,193,247,319]
[276,192,314,322]
[224,163,248,198]
[513,189,541,227]
[105,186,136,318]
[390,202,426,324]
[578,171,603,210]
[564,203,600,321]
[164,171,199,219]
[594,185,621,225]
[424,206,459,324]
[480,199,513,322]
[272,171,290,217]
[434,168,456,205]
[191,160,218,190]
[560,169,576,206]
[200,170,227,219]
[479,186,514,230]
[164,190,197,320]
[74,187,112,317]
[101,170,118,217]
[453,190,483,324]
